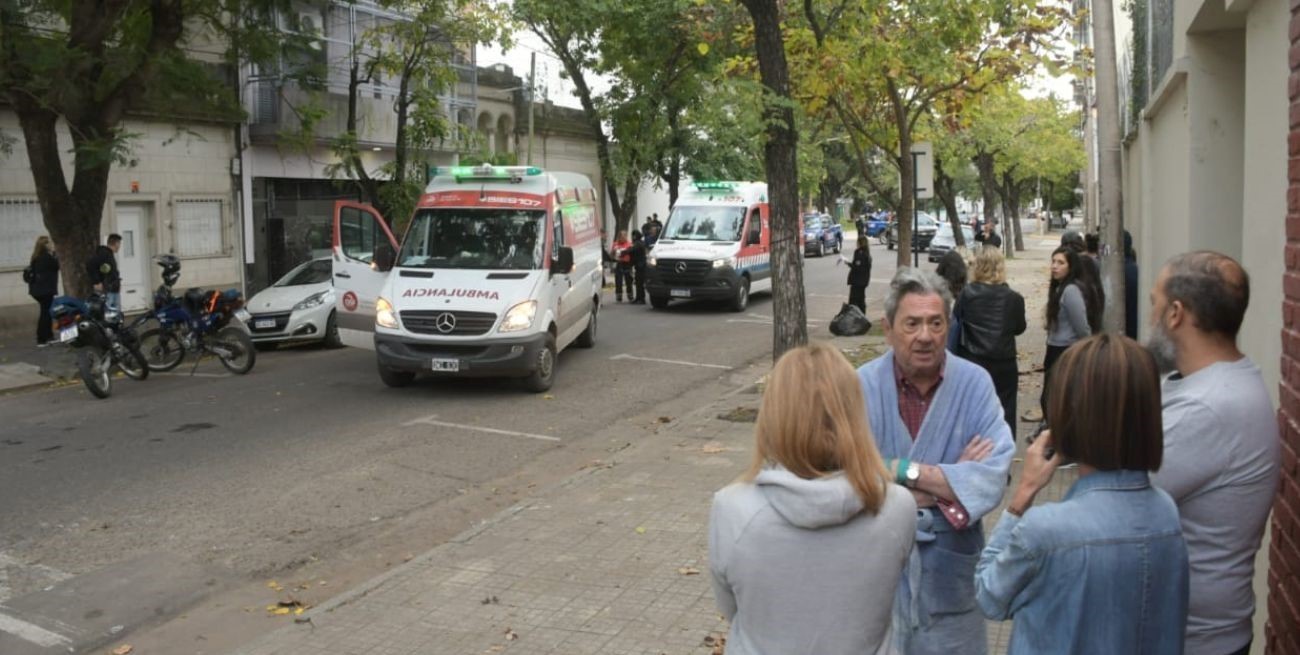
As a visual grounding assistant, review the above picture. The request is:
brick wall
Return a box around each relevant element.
[1269,3,1300,651]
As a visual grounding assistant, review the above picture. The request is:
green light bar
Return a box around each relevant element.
[694,181,738,190]
[432,165,543,180]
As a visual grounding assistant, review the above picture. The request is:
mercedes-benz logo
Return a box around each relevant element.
[675,261,688,274]
[435,312,457,334]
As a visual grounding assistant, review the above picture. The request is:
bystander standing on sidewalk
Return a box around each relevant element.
[1032,246,1101,423]
[710,342,916,655]
[858,268,1014,655]
[25,236,59,346]
[976,334,1189,655]
[953,248,1026,436]
[974,221,1001,249]
[841,234,872,313]
[610,230,632,303]
[1145,251,1279,655]
[936,250,967,353]
[86,234,122,318]
[626,230,648,305]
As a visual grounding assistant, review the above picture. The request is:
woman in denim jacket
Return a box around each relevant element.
[975,334,1189,654]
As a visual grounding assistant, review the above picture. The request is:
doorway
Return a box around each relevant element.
[113,203,152,312]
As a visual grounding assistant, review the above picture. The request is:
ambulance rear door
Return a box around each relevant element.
[332,200,401,349]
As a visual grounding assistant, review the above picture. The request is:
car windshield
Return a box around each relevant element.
[398,208,547,270]
[662,205,746,242]
[275,259,332,286]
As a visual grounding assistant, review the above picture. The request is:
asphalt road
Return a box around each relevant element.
[0,242,907,654]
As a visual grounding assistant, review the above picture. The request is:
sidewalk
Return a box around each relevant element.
[0,336,77,394]
[231,231,1071,655]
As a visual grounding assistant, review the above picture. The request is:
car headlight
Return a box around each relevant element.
[648,256,657,267]
[499,300,537,332]
[293,290,332,311]
[376,297,399,329]
[713,257,737,269]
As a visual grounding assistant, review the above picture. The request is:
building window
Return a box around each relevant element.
[0,198,45,269]
[174,198,225,257]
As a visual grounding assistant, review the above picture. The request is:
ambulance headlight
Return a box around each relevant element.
[713,257,737,269]
[648,256,657,267]
[500,300,537,332]
[376,297,399,329]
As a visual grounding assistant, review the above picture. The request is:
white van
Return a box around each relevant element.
[331,165,603,392]
[645,181,778,311]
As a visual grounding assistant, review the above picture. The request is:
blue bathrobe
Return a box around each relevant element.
[859,351,1014,655]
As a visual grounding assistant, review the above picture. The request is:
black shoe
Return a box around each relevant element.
[616,296,623,302]
[632,299,645,305]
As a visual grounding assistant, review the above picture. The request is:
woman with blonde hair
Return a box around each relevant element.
[952,247,1026,436]
[25,236,59,346]
[709,342,917,654]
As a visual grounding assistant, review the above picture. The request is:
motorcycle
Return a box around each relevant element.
[50,294,150,399]
[135,255,256,375]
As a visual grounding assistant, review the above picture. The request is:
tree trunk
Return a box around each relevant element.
[889,82,914,269]
[740,0,807,359]
[1003,171,1026,251]
[667,102,682,208]
[1092,0,1127,333]
[935,155,965,247]
[344,57,382,213]
[974,151,1007,258]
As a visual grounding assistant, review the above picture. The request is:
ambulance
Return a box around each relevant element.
[331,165,602,392]
[645,181,775,311]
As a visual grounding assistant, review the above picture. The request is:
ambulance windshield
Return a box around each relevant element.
[399,208,547,270]
[661,206,746,242]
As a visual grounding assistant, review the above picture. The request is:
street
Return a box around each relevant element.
[0,247,901,654]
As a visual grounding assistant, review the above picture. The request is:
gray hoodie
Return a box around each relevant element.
[709,466,917,655]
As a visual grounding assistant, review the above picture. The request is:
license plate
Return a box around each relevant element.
[254,319,276,329]
[235,309,252,322]
[431,358,460,372]
[670,289,692,298]
[59,325,78,343]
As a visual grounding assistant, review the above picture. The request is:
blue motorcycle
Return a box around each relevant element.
[50,294,150,399]
[134,256,256,375]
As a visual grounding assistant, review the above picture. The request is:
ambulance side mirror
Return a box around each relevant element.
[553,247,575,275]
[374,243,396,272]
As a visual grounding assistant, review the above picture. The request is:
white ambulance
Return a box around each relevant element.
[331,165,602,392]
[645,181,774,311]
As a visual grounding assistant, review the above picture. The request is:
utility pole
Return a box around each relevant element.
[527,52,536,166]
[1092,0,1126,333]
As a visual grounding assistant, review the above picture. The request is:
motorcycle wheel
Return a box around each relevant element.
[114,341,150,381]
[212,326,256,374]
[77,346,112,399]
[138,328,185,372]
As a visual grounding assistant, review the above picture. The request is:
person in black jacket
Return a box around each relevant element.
[974,220,1002,249]
[843,235,872,313]
[86,234,122,317]
[26,236,60,346]
[952,247,1027,436]
[627,230,648,304]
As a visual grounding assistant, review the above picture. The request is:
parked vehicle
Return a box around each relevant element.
[331,165,602,392]
[244,258,340,349]
[803,214,843,257]
[885,213,939,251]
[928,223,977,262]
[857,214,889,239]
[50,295,149,399]
[135,256,256,375]
[646,181,782,312]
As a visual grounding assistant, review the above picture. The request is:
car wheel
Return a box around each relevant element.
[729,277,750,313]
[323,311,343,349]
[817,241,825,257]
[522,333,557,393]
[378,363,415,388]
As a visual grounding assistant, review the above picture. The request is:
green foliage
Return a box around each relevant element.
[1124,0,1148,130]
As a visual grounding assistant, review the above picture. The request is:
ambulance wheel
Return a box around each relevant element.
[650,295,670,309]
[817,241,826,257]
[729,277,750,313]
[522,334,557,393]
[575,306,597,348]
[378,363,415,388]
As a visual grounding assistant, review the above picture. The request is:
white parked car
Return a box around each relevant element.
[245,258,340,348]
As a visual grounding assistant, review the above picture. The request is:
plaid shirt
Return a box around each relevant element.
[893,357,971,530]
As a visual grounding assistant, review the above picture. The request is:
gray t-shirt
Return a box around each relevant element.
[1047,283,1090,346]
[1151,357,1279,655]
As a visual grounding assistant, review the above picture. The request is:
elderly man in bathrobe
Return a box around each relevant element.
[859,267,1015,655]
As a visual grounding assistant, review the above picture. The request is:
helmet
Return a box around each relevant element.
[156,254,182,287]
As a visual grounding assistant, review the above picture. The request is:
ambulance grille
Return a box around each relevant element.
[655,259,711,284]
[401,310,498,336]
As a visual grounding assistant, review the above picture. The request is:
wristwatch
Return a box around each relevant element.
[904,462,921,488]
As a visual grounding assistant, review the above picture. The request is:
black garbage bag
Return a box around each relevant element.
[830,303,871,336]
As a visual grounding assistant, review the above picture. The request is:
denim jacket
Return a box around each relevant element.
[975,470,1189,655]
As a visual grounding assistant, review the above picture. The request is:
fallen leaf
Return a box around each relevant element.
[112,646,134,655]
[701,444,726,454]
[657,416,673,423]
[504,627,519,641]
[543,394,555,400]
[266,580,283,591]
[635,526,647,534]
[678,567,701,576]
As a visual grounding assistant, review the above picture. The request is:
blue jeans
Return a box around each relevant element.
[105,291,122,320]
